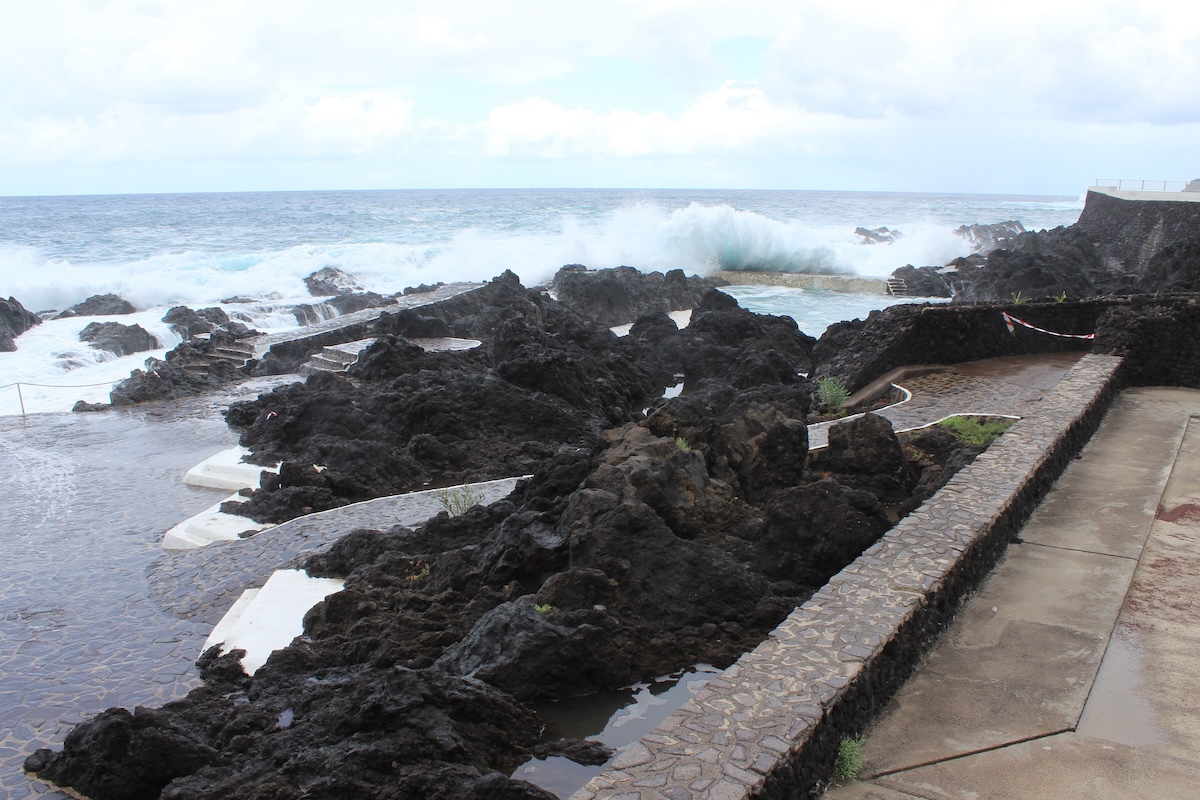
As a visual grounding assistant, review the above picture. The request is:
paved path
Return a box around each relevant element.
[809,352,1085,449]
[825,386,1200,799]
[0,351,1092,798]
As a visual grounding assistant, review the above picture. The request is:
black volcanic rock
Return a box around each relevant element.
[304,266,362,296]
[0,296,40,351]
[162,306,230,339]
[950,226,1104,302]
[954,220,1026,255]
[550,264,719,327]
[889,265,953,298]
[811,412,916,504]
[55,293,136,318]
[30,267,1035,800]
[633,288,816,388]
[79,322,159,357]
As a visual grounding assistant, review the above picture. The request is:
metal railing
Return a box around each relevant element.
[1,380,117,421]
[1094,179,1190,192]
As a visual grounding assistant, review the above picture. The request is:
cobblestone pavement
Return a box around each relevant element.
[0,351,1088,798]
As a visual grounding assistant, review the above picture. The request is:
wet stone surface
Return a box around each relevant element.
[0,404,235,798]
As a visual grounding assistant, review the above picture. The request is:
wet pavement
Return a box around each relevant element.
[0,352,1094,798]
[825,387,1200,799]
[810,352,1087,449]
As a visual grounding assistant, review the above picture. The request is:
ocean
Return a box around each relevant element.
[0,188,1083,416]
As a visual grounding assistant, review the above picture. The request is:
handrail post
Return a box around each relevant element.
[16,382,26,422]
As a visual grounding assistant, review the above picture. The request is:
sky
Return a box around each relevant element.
[2,0,1198,197]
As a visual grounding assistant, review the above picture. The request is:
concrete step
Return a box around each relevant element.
[886,277,908,297]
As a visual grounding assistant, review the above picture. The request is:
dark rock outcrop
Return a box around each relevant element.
[54,293,136,319]
[29,270,1021,800]
[855,226,901,244]
[946,191,1200,302]
[162,307,230,339]
[0,296,40,351]
[889,265,953,298]
[82,322,144,357]
[550,265,717,327]
[304,266,362,296]
[954,220,1026,255]
[950,226,1105,302]
[79,322,159,357]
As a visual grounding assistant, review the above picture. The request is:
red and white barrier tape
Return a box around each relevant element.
[1001,312,1095,340]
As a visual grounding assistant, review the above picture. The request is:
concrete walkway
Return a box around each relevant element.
[825,386,1200,799]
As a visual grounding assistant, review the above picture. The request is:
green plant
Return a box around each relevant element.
[434,483,484,516]
[833,735,865,782]
[534,603,553,615]
[405,559,430,581]
[816,377,850,415]
[939,415,1014,445]
[675,436,691,451]
[1054,291,1067,303]
[1010,291,1028,305]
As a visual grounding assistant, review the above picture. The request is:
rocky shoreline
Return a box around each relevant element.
[19,189,1200,798]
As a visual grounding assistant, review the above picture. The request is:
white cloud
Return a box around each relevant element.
[484,82,854,159]
[0,0,1197,193]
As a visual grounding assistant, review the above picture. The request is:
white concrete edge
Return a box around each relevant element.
[184,446,281,492]
[201,570,344,675]
[162,493,264,550]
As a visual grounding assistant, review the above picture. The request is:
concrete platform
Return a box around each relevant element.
[201,569,344,674]
[161,493,265,549]
[825,387,1200,799]
[183,446,279,491]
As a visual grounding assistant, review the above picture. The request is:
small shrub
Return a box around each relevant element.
[1010,291,1028,305]
[816,377,850,415]
[1053,291,1067,303]
[405,560,430,582]
[833,735,865,781]
[534,603,553,615]
[434,483,485,516]
[939,415,1014,445]
[675,436,691,451]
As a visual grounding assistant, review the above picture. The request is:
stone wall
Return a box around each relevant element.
[1077,189,1200,273]
[573,354,1123,800]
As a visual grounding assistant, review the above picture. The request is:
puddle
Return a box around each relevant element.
[512,663,722,797]
[1077,625,1168,747]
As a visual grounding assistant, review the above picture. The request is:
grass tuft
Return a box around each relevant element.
[939,415,1014,445]
[816,377,850,415]
[434,483,485,516]
[834,735,865,782]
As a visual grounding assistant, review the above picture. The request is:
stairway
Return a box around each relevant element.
[886,277,908,297]
[298,338,377,376]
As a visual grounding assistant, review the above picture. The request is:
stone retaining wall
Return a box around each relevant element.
[573,353,1123,800]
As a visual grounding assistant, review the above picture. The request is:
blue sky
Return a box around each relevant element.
[2,0,1197,197]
